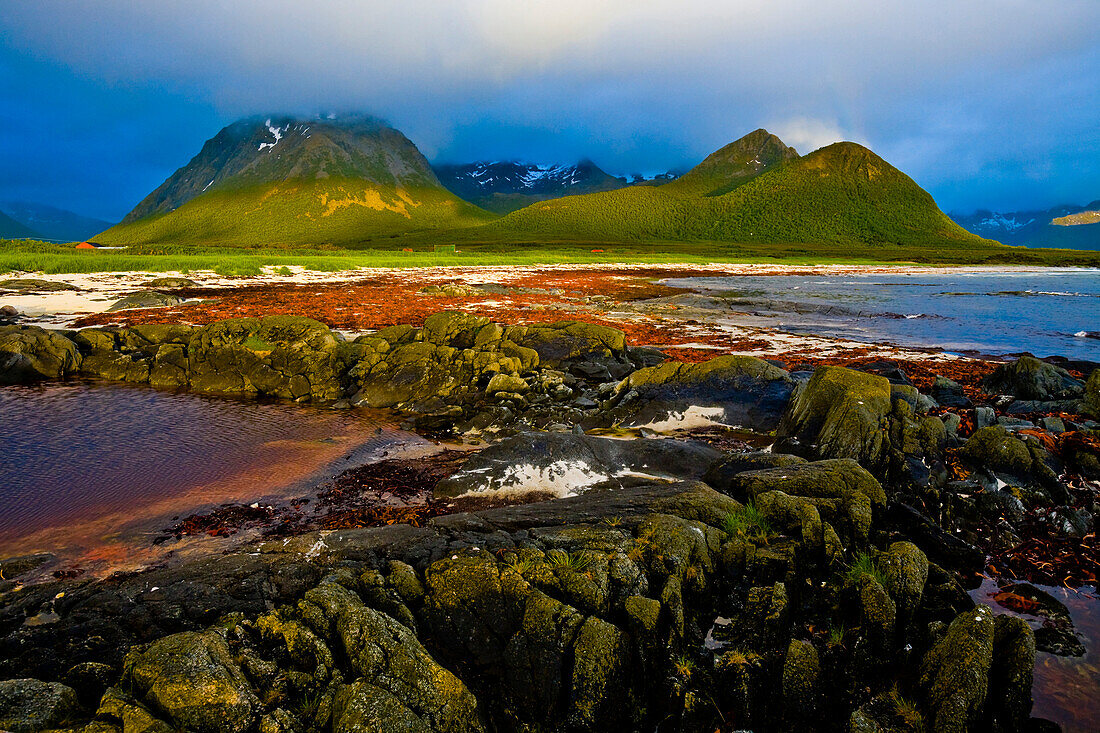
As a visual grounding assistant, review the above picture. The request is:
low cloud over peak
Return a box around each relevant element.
[1,1,1098,218]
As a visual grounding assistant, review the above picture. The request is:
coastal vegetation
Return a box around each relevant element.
[4,237,1100,276]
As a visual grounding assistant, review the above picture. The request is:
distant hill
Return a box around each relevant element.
[97,115,492,247]
[952,201,1100,250]
[494,132,990,248]
[0,209,41,239]
[434,159,628,214]
[0,201,112,242]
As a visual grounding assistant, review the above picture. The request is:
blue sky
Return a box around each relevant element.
[1,1,1098,222]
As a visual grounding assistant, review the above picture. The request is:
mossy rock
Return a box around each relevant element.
[919,606,995,733]
[79,350,152,383]
[724,458,886,508]
[777,365,893,468]
[420,311,491,347]
[1085,369,1100,419]
[858,575,897,653]
[959,426,1032,476]
[486,373,527,395]
[0,278,78,292]
[188,316,342,400]
[0,325,82,384]
[0,678,80,733]
[781,639,821,718]
[724,459,882,545]
[984,355,1084,401]
[122,630,259,733]
[105,290,184,312]
[877,541,929,618]
[502,589,587,722]
[990,615,1035,731]
[144,277,197,288]
[332,680,430,733]
[610,355,795,431]
[623,595,661,637]
[298,582,485,733]
[504,321,627,367]
[702,451,807,493]
[569,616,630,727]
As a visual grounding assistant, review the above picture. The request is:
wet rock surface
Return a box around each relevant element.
[0,311,1098,731]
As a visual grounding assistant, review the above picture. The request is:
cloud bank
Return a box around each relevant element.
[1,0,1098,218]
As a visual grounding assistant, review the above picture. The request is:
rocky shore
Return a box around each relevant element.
[1,309,1098,732]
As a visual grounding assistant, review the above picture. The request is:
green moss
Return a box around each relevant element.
[960,426,1032,475]
[777,365,892,467]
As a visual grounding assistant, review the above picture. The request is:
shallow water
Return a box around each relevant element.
[973,578,1100,732]
[665,269,1100,360]
[0,381,425,571]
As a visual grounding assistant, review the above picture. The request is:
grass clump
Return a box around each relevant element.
[722,502,775,541]
[846,551,887,586]
[546,550,593,572]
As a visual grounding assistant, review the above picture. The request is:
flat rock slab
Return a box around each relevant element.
[433,432,724,499]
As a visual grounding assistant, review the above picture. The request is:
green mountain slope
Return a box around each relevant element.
[662,128,798,196]
[97,115,492,247]
[495,135,990,248]
[699,142,982,245]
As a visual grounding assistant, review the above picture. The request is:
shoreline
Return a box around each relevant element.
[1,266,1098,732]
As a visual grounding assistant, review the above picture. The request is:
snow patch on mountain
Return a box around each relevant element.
[258,119,286,151]
[977,213,1034,233]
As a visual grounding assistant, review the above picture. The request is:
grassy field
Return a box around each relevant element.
[3,236,1099,276]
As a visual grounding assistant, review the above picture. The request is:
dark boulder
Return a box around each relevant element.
[0,325,81,384]
[0,678,79,733]
[984,355,1084,401]
[603,355,795,432]
[775,366,892,467]
[931,376,972,408]
[105,290,185,312]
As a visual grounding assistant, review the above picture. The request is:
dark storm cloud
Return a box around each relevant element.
[1,1,1098,219]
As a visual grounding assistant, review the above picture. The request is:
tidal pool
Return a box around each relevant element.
[0,380,428,574]
[973,577,1100,733]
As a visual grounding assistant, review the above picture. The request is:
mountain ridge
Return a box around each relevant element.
[493,135,989,247]
[433,159,627,214]
[0,209,41,240]
[0,201,112,242]
[98,115,491,246]
[951,200,1100,250]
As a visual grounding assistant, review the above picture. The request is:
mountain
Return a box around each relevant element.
[494,132,990,248]
[0,209,41,240]
[0,201,112,242]
[952,201,1100,250]
[661,128,798,196]
[97,115,492,247]
[433,159,627,214]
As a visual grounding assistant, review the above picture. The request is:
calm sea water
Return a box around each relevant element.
[665,269,1100,361]
[0,381,418,560]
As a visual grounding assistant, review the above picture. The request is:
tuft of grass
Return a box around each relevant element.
[673,654,696,679]
[503,554,532,575]
[846,551,887,586]
[722,501,775,540]
[827,624,846,646]
[888,687,924,730]
[546,550,593,572]
[602,515,623,527]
